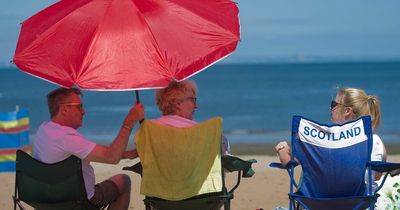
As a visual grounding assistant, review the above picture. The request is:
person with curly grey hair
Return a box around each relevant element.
[150,80,230,154]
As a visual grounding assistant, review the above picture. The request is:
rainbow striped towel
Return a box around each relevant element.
[0,108,31,172]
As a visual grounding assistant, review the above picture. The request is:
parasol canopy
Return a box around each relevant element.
[13,0,240,90]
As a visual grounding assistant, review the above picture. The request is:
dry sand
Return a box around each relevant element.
[2,154,400,210]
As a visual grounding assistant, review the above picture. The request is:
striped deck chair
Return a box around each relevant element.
[0,108,31,172]
[270,116,400,210]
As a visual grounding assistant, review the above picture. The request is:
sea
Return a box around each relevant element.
[1,61,400,146]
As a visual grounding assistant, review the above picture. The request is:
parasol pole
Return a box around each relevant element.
[135,90,144,123]
[135,90,140,104]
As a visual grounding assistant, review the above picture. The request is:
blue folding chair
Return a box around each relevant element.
[270,116,400,210]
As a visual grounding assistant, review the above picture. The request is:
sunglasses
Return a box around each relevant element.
[60,102,84,110]
[330,100,345,110]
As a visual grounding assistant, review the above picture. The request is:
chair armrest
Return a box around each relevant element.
[269,160,298,170]
[123,162,143,176]
[389,169,400,177]
[222,155,257,178]
[269,162,285,169]
[368,161,400,176]
[124,156,259,178]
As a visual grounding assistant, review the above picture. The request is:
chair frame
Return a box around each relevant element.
[13,150,109,210]
[125,118,256,210]
[123,155,254,210]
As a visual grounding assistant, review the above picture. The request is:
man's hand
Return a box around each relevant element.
[275,141,289,153]
[123,103,144,129]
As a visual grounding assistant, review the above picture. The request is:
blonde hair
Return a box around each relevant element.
[155,80,198,115]
[337,87,381,131]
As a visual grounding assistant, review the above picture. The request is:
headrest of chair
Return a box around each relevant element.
[293,115,372,149]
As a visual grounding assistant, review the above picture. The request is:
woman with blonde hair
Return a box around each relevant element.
[276,87,386,186]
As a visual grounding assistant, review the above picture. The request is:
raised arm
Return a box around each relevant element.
[85,103,144,164]
[275,141,292,166]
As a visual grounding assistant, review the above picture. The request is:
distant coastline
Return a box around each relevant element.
[230,143,400,156]
[219,57,400,65]
[2,59,400,69]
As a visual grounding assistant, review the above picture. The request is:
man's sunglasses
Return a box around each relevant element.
[60,102,84,109]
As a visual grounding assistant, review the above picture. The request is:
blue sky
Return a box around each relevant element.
[1,0,400,66]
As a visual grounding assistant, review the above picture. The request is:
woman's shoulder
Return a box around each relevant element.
[150,115,197,127]
[372,134,383,143]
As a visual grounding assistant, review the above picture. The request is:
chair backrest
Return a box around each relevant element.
[134,117,224,201]
[291,116,373,198]
[14,150,96,210]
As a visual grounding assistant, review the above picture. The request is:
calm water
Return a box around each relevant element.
[1,62,399,145]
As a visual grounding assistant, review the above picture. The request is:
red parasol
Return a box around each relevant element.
[13,0,240,91]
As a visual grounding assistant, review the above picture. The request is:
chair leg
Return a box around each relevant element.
[107,204,111,210]
[13,196,16,210]
[12,197,26,210]
[145,203,152,210]
[224,200,230,210]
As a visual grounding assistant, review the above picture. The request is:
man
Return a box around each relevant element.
[33,87,144,210]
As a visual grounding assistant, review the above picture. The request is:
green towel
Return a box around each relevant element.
[135,117,223,200]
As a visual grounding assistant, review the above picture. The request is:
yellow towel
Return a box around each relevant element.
[134,117,223,201]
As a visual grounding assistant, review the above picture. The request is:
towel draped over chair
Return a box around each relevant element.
[134,117,223,201]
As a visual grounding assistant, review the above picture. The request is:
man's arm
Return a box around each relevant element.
[122,149,138,159]
[84,103,144,164]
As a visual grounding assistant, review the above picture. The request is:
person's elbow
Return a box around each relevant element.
[104,150,122,164]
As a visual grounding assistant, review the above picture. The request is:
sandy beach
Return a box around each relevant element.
[1,152,400,210]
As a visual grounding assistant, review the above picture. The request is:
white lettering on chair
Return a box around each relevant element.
[298,118,368,148]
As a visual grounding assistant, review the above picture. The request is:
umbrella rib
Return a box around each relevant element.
[133,10,172,78]
[176,51,234,82]
[75,2,114,82]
